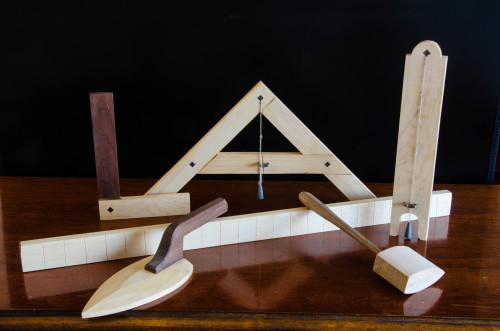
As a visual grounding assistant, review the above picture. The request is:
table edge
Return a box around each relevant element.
[0,310,499,330]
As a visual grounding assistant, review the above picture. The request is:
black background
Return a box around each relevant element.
[1,1,499,184]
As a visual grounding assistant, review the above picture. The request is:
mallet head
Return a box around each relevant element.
[373,246,445,294]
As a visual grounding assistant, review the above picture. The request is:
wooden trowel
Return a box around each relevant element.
[82,198,228,318]
[299,192,444,294]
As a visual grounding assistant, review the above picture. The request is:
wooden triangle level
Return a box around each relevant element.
[91,82,375,220]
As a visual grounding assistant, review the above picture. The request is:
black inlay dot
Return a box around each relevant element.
[190,162,196,167]
[325,162,331,167]
[108,207,114,213]
[423,50,431,57]
[404,202,417,209]
[258,95,263,101]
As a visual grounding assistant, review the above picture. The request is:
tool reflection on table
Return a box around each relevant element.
[15,40,451,318]
[82,198,228,319]
[299,191,444,294]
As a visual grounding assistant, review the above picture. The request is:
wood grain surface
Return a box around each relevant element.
[89,93,120,200]
[299,191,382,254]
[299,191,445,294]
[1,177,500,329]
[97,193,190,220]
[391,41,448,240]
[262,97,376,200]
[145,198,227,273]
[82,257,193,318]
[199,152,351,175]
[146,81,374,202]
[19,190,450,272]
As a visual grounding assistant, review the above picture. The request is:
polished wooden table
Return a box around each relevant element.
[0,177,499,329]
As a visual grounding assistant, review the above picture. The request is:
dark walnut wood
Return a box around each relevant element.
[145,198,228,273]
[1,177,500,329]
[89,93,120,200]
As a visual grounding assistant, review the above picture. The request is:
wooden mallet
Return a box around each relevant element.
[299,192,444,294]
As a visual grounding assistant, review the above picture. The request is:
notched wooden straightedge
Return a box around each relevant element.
[20,190,451,273]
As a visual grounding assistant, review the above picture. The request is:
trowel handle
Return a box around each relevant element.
[299,192,382,255]
[145,198,228,273]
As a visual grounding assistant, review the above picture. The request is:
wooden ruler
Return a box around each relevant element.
[21,190,451,272]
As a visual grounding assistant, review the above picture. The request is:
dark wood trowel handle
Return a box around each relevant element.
[299,192,381,255]
[145,198,228,273]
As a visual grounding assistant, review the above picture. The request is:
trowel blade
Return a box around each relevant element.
[82,256,193,318]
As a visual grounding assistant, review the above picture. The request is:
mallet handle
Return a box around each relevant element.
[299,192,382,255]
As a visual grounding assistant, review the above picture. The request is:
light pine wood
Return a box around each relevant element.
[326,175,376,202]
[262,98,337,154]
[98,193,190,220]
[91,77,400,220]
[199,152,350,174]
[390,41,448,240]
[82,199,226,318]
[7,179,500,329]
[146,82,276,195]
[299,192,381,254]
[20,190,452,272]
[299,191,444,294]
[373,246,445,294]
[145,81,374,201]
[92,81,375,220]
[262,98,375,200]
[20,190,451,273]
[82,257,193,318]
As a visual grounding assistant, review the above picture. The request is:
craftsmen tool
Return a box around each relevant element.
[390,41,448,240]
[299,191,444,294]
[82,198,228,318]
[91,81,375,221]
